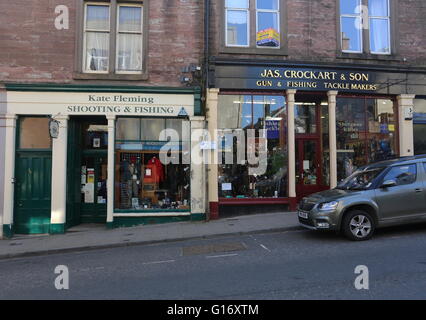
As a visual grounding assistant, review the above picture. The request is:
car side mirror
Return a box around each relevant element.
[381,180,397,188]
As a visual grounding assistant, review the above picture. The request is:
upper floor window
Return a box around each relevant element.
[116,5,143,73]
[81,1,145,76]
[223,0,286,53]
[340,0,391,55]
[84,4,111,72]
[256,0,280,48]
[225,0,249,47]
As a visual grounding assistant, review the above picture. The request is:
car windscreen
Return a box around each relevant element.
[336,167,386,190]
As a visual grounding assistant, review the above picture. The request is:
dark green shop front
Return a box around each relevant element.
[14,117,52,234]
[7,84,203,236]
[14,116,108,234]
[66,116,108,228]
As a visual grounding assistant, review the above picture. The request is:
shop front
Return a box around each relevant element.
[207,61,423,217]
[0,85,205,237]
[413,98,426,155]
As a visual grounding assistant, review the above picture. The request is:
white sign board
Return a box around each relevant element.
[5,91,195,117]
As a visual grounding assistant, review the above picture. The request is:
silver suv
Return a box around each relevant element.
[298,155,426,241]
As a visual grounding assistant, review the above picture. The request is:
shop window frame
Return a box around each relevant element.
[74,0,149,80]
[219,0,288,56]
[114,116,191,213]
[217,91,290,204]
[335,94,400,180]
[336,0,399,61]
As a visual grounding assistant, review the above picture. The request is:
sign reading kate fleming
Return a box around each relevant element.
[6,92,195,117]
[215,66,381,92]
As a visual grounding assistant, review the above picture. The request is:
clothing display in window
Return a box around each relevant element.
[144,156,164,184]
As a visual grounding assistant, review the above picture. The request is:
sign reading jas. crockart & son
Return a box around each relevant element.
[215,65,384,93]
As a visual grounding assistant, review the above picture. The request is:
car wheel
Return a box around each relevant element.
[342,210,375,241]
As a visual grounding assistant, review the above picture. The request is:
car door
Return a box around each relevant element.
[375,163,425,221]
[421,163,426,213]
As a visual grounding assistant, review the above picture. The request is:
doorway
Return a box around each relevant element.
[80,152,108,223]
[296,138,322,199]
[14,117,52,234]
[295,94,329,199]
[67,117,108,228]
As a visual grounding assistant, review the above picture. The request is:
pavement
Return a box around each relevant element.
[0,211,300,260]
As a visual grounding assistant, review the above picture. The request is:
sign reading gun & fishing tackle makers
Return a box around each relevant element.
[215,66,380,93]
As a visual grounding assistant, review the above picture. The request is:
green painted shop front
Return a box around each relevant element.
[14,116,108,234]
[14,152,52,234]
[66,116,109,229]
[6,84,204,236]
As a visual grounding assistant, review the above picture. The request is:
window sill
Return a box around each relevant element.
[113,211,191,217]
[220,46,288,56]
[73,72,149,81]
[219,197,290,205]
[336,52,401,62]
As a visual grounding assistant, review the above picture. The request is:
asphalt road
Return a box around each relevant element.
[1,223,426,300]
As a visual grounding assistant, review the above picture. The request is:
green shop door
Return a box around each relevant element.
[80,152,108,223]
[14,152,52,234]
[14,117,53,234]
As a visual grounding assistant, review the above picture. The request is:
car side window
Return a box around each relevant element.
[382,164,417,186]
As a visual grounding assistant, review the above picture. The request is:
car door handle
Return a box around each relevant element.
[415,188,423,193]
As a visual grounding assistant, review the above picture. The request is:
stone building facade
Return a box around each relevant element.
[0,0,206,238]
[205,0,426,218]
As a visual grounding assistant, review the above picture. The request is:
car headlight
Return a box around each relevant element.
[318,201,339,211]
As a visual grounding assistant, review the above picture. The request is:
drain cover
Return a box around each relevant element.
[182,242,246,256]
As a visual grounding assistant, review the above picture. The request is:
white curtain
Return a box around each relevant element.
[86,32,109,71]
[117,33,142,72]
[85,5,110,71]
[117,6,142,72]
[369,0,390,53]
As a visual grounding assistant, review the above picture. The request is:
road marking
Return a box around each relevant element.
[260,244,271,252]
[205,253,239,259]
[77,266,105,272]
[141,260,176,265]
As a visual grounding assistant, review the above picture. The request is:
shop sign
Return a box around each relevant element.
[265,119,280,139]
[7,92,195,117]
[215,66,381,93]
[48,118,60,138]
[117,141,182,151]
[404,106,414,120]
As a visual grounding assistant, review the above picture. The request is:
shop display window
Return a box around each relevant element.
[217,94,288,198]
[413,99,426,155]
[114,118,190,212]
[336,97,398,182]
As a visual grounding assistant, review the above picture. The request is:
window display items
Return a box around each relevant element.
[115,117,191,212]
[217,94,288,199]
[336,97,398,181]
